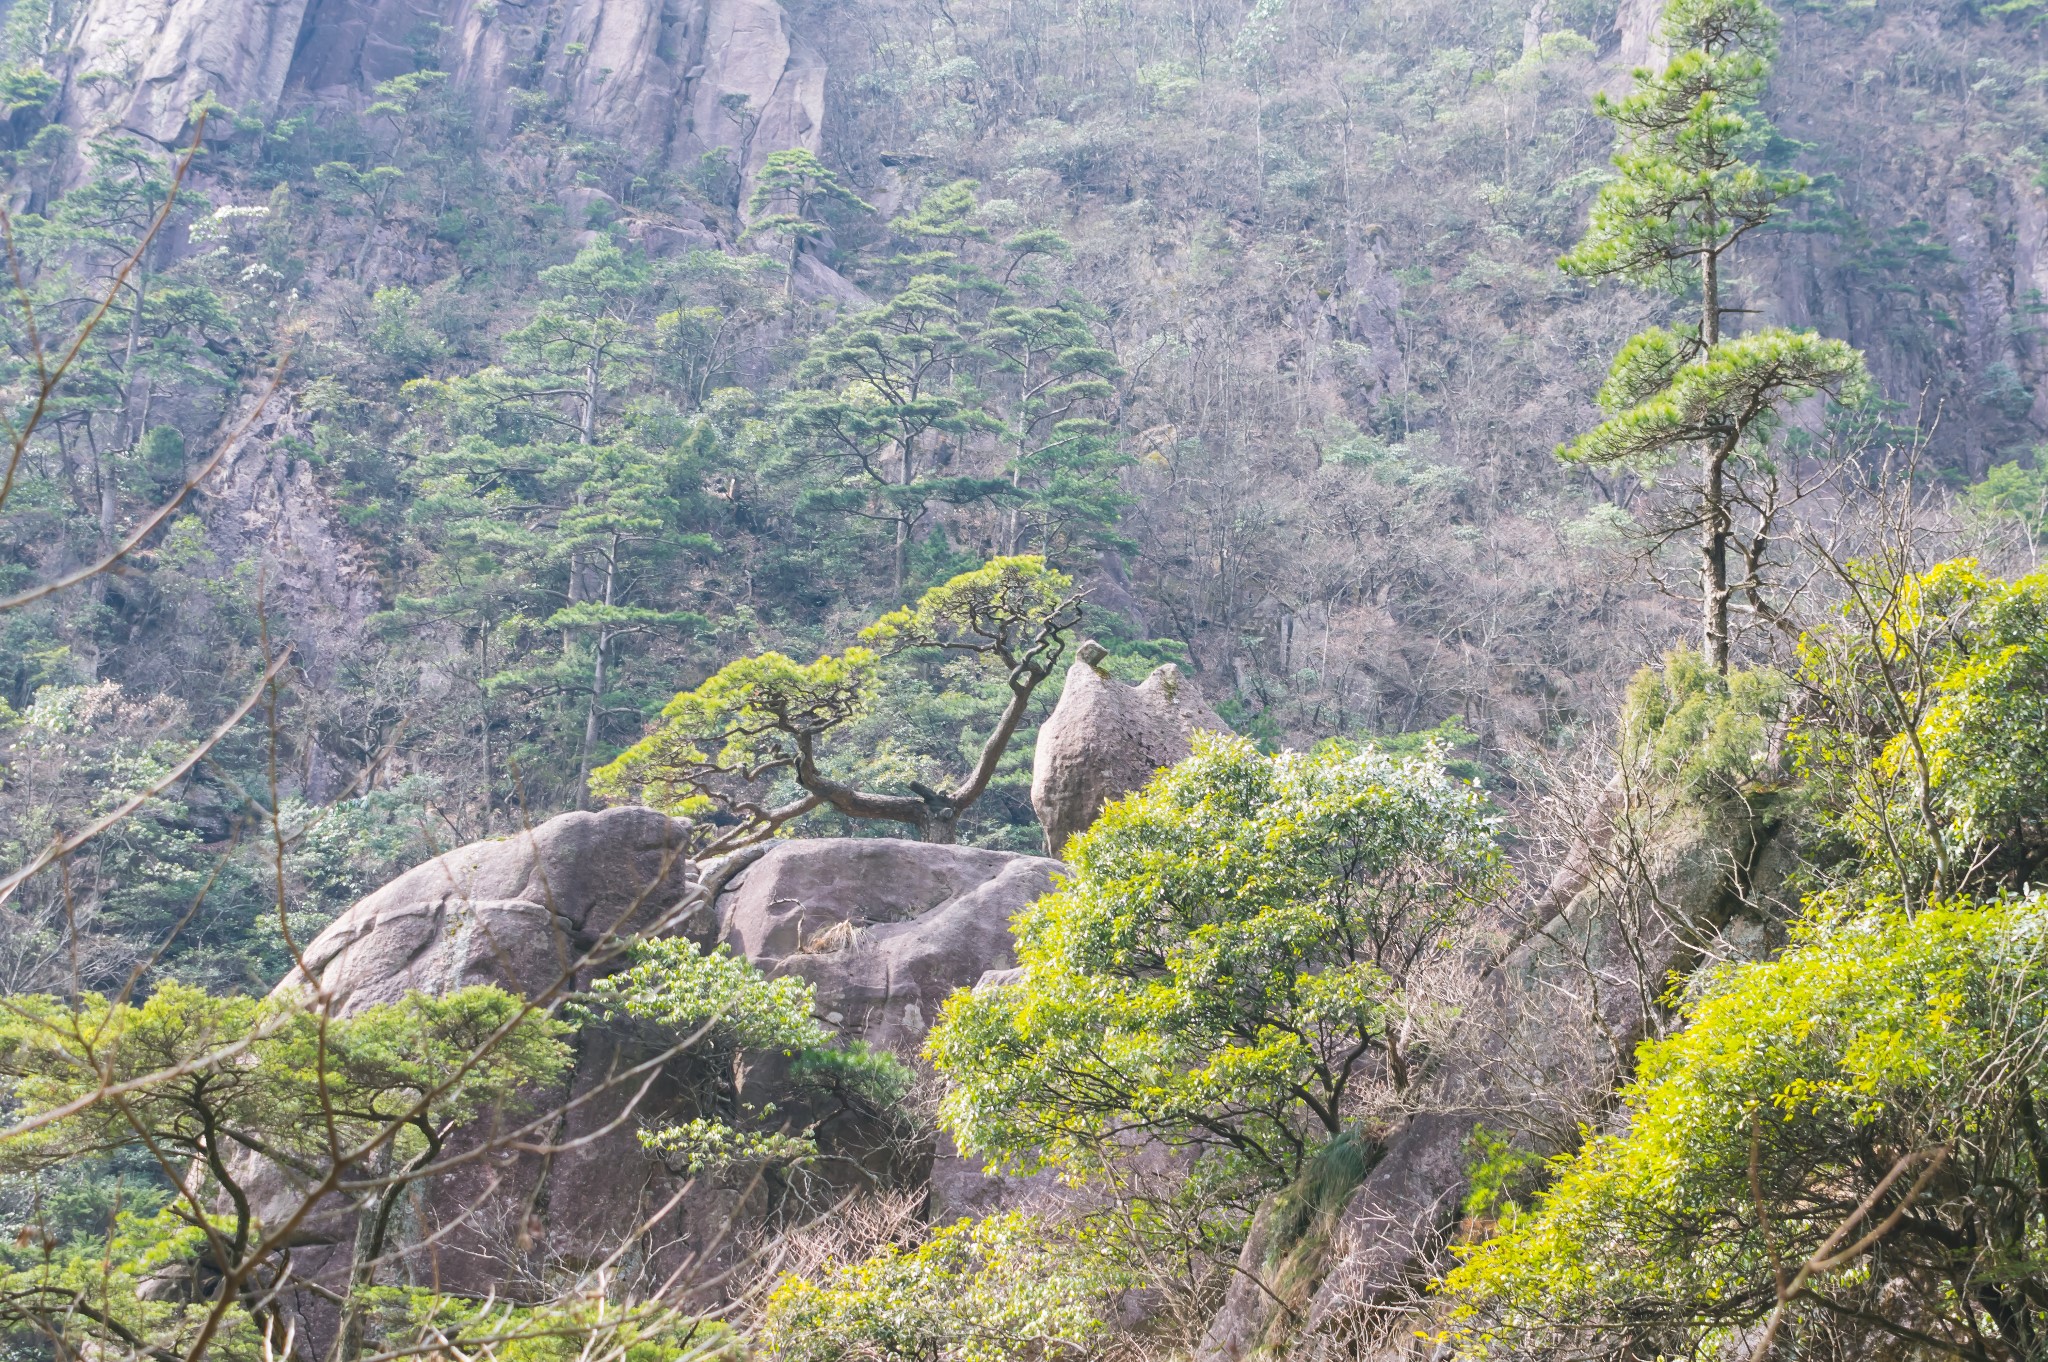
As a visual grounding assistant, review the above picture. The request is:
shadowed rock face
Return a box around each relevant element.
[1030,646,1227,856]
[256,806,701,1301]
[59,0,823,202]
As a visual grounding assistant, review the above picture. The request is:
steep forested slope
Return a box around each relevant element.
[0,0,2043,991]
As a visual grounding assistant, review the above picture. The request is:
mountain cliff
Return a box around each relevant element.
[56,0,823,200]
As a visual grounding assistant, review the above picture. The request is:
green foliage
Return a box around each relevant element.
[594,644,877,825]
[638,1118,816,1176]
[1962,455,2048,539]
[595,557,1079,845]
[1796,559,2048,905]
[584,938,826,1053]
[858,555,1077,658]
[760,1212,1128,1362]
[579,937,913,1179]
[1562,327,1869,469]
[1621,646,1787,794]
[745,149,875,252]
[1459,1125,1547,1231]
[0,983,572,1357]
[1556,0,1872,668]
[0,983,573,1176]
[1444,893,2048,1360]
[1561,0,1797,295]
[929,733,1506,1197]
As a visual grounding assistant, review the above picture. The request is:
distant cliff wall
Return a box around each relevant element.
[57,0,823,201]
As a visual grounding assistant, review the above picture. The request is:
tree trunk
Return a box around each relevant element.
[895,437,916,592]
[575,543,617,810]
[1700,235,1727,672]
[1703,445,1730,674]
[477,634,494,835]
[329,1144,392,1362]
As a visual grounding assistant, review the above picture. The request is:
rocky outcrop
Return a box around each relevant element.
[58,0,824,202]
[276,805,698,1009]
[254,806,701,1309]
[1030,642,1227,855]
[716,837,1062,1053]
[200,394,380,695]
[253,816,1053,1321]
[61,0,312,148]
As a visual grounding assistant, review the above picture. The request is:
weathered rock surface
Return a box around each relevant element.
[277,805,698,1009]
[61,0,312,148]
[716,836,1062,1052]
[1030,643,1227,855]
[58,0,823,202]
[259,806,701,1298]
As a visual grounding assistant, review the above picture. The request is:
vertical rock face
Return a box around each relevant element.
[63,0,314,146]
[1030,643,1228,856]
[57,0,824,200]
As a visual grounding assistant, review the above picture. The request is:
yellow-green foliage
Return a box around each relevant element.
[0,982,572,1361]
[1795,559,2048,902]
[592,646,879,816]
[0,981,572,1174]
[1442,895,2048,1358]
[857,555,1074,660]
[1563,328,1869,470]
[760,1212,1127,1362]
[592,556,1074,829]
[358,1288,735,1362]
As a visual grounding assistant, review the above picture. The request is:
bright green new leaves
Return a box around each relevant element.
[1620,645,1788,795]
[761,1212,1129,1362]
[638,1118,816,1176]
[581,937,826,1175]
[580,938,910,1179]
[1562,328,1869,470]
[1796,560,2048,905]
[592,645,876,834]
[0,982,570,1356]
[1444,896,2048,1360]
[929,734,1505,1193]
[0,983,572,1180]
[1561,0,1796,295]
[859,555,1079,665]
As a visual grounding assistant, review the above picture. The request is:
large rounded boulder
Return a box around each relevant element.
[253,812,1059,1323]
[715,836,1061,1051]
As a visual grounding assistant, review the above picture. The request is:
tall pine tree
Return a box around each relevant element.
[1560,0,1869,670]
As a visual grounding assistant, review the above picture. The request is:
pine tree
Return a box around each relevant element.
[1559,0,1869,671]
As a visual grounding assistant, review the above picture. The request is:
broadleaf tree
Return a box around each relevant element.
[926,734,1506,1202]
